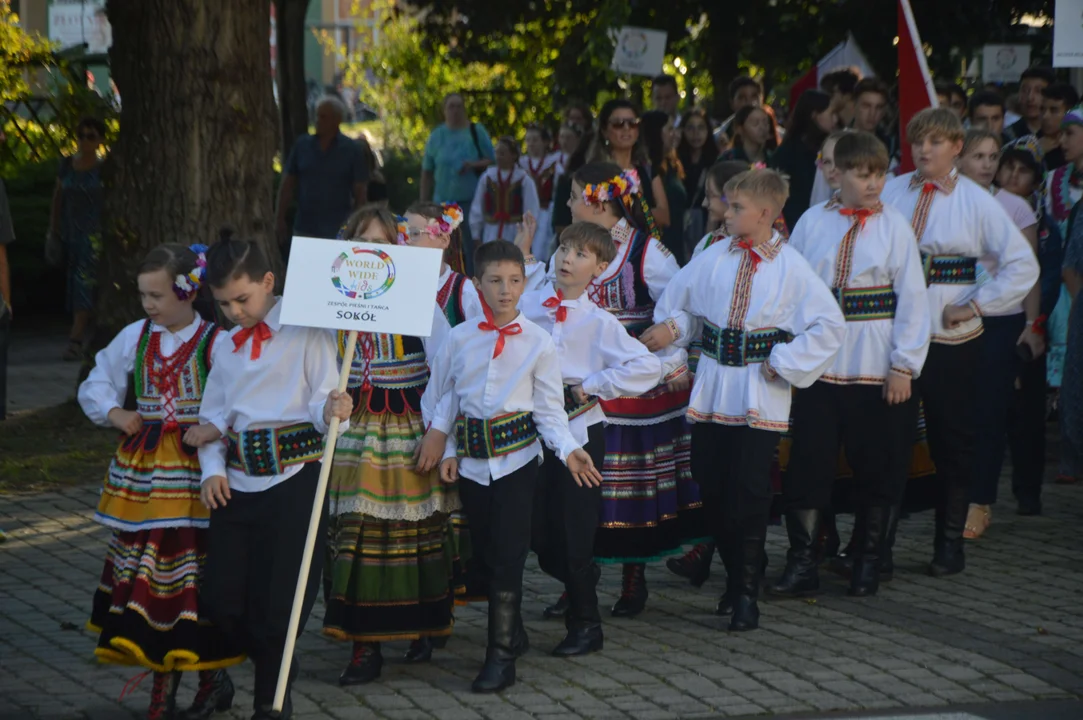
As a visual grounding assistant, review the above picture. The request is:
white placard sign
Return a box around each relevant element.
[49,0,112,54]
[982,44,1031,83]
[1054,0,1083,67]
[280,237,442,337]
[610,26,668,77]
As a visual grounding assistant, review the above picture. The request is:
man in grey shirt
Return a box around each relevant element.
[276,96,369,249]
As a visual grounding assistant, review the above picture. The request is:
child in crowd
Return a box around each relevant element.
[520,124,562,261]
[809,130,849,207]
[772,132,929,599]
[882,108,1038,577]
[956,129,1041,538]
[650,169,846,631]
[78,243,242,719]
[322,206,455,684]
[421,240,603,692]
[470,136,540,245]
[191,233,353,719]
[521,222,665,656]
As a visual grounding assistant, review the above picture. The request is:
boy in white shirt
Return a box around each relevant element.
[421,239,602,692]
[190,235,353,719]
[520,222,666,657]
[772,132,930,600]
[881,108,1038,577]
[649,169,846,631]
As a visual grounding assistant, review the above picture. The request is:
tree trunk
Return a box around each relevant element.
[99,0,279,334]
[705,7,740,120]
[275,0,311,162]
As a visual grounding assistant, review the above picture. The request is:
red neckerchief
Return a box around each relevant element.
[732,237,762,270]
[839,204,881,230]
[232,322,272,360]
[477,295,522,359]
[528,155,545,177]
[542,288,568,322]
[908,172,957,195]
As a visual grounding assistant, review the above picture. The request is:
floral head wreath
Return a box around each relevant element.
[173,244,208,300]
[751,161,767,170]
[396,215,410,245]
[1061,104,1083,130]
[581,169,642,206]
[431,203,464,234]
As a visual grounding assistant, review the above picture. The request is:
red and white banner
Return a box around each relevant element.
[789,33,875,111]
[896,0,937,173]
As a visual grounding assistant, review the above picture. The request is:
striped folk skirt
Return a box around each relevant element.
[89,526,244,671]
[324,391,458,641]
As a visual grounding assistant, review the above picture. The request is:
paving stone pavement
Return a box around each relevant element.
[6,328,81,416]
[2,473,1082,720]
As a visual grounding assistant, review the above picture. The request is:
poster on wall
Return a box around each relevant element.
[610,26,668,77]
[49,0,112,54]
[1054,0,1083,67]
[981,44,1031,83]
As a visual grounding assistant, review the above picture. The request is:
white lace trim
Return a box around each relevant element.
[603,407,688,426]
[328,494,462,522]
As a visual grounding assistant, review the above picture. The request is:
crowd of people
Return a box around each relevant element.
[66,64,1083,720]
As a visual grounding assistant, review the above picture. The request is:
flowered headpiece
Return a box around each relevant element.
[581,169,642,206]
[396,215,410,245]
[173,244,208,301]
[431,203,464,234]
[1002,135,1044,168]
[751,161,767,170]
[1062,104,1083,130]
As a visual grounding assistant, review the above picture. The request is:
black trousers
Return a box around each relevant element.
[531,424,606,623]
[0,311,9,421]
[917,339,981,517]
[458,462,538,597]
[970,314,1025,505]
[1008,352,1047,506]
[690,423,779,537]
[785,381,919,510]
[203,463,327,707]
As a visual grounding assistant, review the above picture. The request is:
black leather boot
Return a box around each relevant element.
[404,636,438,663]
[818,510,840,560]
[553,564,603,656]
[339,642,382,685]
[881,505,900,581]
[147,671,181,720]
[665,542,715,587]
[472,590,519,693]
[715,540,736,616]
[543,592,569,619]
[181,669,234,719]
[769,509,822,598]
[849,506,889,597]
[729,526,766,632]
[928,480,967,577]
[610,563,647,618]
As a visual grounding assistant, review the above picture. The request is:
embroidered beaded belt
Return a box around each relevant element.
[564,385,600,420]
[921,254,977,285]
[227,423,324,477]
[701,322,793,367]
[456,412,538,459]
[834,286,898,321]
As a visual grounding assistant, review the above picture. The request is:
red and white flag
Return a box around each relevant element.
[896,0,937,173]
[789,33,875,111]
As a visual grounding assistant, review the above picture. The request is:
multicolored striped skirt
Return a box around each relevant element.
[594,405,702,563]
[323,391,458,641]
[88,526,244,671]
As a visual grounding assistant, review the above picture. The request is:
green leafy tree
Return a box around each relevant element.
[0,1,55,104]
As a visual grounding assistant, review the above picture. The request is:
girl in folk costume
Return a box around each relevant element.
[520,124,562,261]
[78,244,242,720]
[546,161,697,619]
[401,201,486,604]
[469,136,540,245]
[323,206,455,685]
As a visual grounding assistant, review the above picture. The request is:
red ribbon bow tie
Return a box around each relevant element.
[840,206,877,230]
[923,181,939,194]
[542,288,568,322]
[478,297,522,359]
[735,238,762,270]
[232,321,272,360]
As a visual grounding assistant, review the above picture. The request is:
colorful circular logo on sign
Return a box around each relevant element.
[330,247,396,299]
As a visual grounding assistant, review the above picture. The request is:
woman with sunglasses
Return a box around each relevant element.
[47,117,106,361]
[586,100,670,232]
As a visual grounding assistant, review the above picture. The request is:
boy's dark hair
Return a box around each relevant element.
[524,123,552,143]
[706,160,757,194]
[652,74,678,91]
[496,135,521,159]
[559,222,618,264]
[1020,66,1056,85]
[820,68,861,96]
[473,239,525,280]
[998,149,1042,186]
[968,90,1005,117]
[833,131,890,174]
[853,78,889,103]
[77,116,107,138]
[205,228,273,288]
[138,243,200,280]
[935,82,966,103]
[728,75,762,102]
[1042,82,1080,108]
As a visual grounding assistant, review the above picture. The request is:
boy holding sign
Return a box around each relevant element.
[190,235,353,719]
[421,240,603,693]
